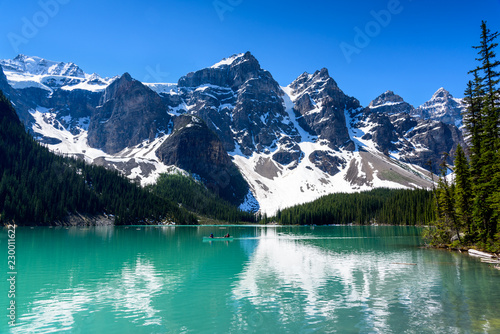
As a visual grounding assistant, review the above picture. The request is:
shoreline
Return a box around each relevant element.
[425,244,500,269]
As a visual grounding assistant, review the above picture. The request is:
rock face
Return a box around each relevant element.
[48,89,101,133]
[356,91,414,154]
[354,91,465,171]
[177,52,299,157]
[87,73,171,154]
[0,65,9,91]
[308,150,346,175]
[0,65,37,125]
[288,68,359,150]
[402,120,463,170]
[155,114,248,204]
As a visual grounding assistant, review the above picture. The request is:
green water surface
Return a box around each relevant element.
[1,225,500,333]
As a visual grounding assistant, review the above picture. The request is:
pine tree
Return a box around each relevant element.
[463,75,484,175]
[469,21,500,243]
[454,145,473,238]
[473,21,500,143]
[436,159,461,243]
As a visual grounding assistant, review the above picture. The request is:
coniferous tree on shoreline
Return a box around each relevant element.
[428,21,500,251]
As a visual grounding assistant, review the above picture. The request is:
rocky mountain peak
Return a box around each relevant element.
[209,51,259,69]
[287,68,358,151]
[432,87,451,100]
[174,51,294,156]
[288,68,340,96]
[179,51,265,90]
[309,67,332,81]
[100,72,134,104]
[318,67,329,76]
[367,91,414,115]
[411,88,465,127]
[88,72,170,154]
[369,91,404,108]
[119,72,133,82]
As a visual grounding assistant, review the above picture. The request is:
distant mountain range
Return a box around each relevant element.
[0,52,466,214]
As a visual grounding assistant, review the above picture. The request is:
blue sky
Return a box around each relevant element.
[0,0,499,106]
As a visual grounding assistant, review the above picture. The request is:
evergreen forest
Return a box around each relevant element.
[148,173,257,223]
[430,21,500,252]
[269,188,435,226]
[0,90,197,226]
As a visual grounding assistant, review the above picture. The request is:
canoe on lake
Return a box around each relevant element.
[203,237,234,241]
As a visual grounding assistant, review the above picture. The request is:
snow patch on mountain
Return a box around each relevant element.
[369,101,402,109]
[31,108,105,159]
[211,53,245,68]
[238,190,260,212]
[144,83,178,95]
[30,107,182,186]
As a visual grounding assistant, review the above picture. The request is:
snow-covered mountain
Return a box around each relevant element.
[0,53,466,215]
[0,54,113,92]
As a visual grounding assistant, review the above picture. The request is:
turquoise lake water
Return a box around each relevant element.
[1,225,500,333]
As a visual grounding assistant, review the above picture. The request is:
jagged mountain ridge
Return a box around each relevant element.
[352,90,465,171]
[410,87,466,128]
[0,53,466,214]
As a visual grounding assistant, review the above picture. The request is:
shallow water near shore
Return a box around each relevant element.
[2,225,500,333]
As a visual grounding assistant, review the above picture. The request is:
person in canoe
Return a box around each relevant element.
[209,233,214,238]
[224,233,230,238]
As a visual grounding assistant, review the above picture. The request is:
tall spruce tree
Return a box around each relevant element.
[470,21,500,243]
[436,159,461,243]
[473,21,500,142]
[430,21,500,250]
[463,73,484,175]
[454,145,473,237]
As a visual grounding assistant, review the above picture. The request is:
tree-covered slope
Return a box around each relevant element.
[0,90,197,225]
[271,188,435,226]
[148,173,256,223]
